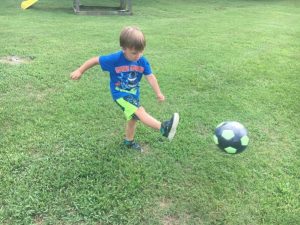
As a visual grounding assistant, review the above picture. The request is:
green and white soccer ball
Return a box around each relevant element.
[213,121,249,154]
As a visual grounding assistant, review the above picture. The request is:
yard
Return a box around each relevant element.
[0,0,299,224]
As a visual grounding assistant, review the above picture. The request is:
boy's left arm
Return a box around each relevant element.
[145,74,165,102]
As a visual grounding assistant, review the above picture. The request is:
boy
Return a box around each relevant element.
[70,26,179,152]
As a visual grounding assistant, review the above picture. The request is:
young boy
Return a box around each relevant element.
[70,26,179,152]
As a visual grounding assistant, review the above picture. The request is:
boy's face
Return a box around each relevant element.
[123,47,144,62]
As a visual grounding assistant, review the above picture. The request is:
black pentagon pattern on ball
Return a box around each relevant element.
[214,121,249,154]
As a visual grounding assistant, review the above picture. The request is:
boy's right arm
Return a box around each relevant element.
[70,57,99,80]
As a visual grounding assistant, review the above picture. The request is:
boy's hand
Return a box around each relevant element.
[70,69,82,80]
[70,57,99,80]
[157,93,165,102]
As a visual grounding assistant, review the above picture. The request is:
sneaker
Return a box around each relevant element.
[124,139,143,152]
[160,113,179,141]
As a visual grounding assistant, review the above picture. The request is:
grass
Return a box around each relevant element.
[1,0,300,224]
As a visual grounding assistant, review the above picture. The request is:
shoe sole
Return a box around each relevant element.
[168,113,179,141]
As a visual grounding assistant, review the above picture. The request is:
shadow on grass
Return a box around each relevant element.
[25,6,74,14]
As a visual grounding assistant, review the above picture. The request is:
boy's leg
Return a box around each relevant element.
[124,118,143,151]
[134,107,161,130]
[134,107,179,141]
[116,95,179,142]
[126,118,137,141]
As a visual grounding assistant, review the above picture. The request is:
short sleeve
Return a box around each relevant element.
[143,58,152,75]
[99,55,113,72]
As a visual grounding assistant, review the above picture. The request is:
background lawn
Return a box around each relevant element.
[0,0,299,224]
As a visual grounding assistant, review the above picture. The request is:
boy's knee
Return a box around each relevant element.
[134,107,147,119]
[136,106,145,114]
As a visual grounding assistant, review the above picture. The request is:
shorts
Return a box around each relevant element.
[115,95,140,121]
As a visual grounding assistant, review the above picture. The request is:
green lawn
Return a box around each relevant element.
[1,0,299,224]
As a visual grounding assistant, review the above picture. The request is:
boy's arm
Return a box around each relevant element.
[70,57,99,80]
[145,74,165,102]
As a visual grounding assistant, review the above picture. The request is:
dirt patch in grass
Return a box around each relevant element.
[162,213,192,225]
[159,198,172,210]
[162,215,180,225]
[0,55,34,65]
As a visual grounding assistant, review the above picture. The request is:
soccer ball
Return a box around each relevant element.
[213,121,249,154]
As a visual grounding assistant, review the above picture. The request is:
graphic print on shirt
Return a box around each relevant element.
[114,65,145,95]
[119,71,139,91]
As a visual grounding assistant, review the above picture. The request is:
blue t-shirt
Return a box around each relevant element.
[99,51,152,100]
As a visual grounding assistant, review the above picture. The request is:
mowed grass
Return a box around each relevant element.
[0,0,299,224]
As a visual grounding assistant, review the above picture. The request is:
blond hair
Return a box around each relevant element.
[120,26,146,51]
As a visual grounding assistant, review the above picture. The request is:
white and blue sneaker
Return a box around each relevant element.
[160,113,179,141]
